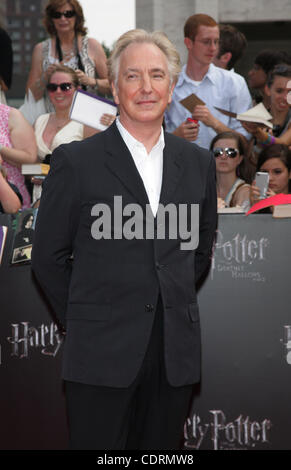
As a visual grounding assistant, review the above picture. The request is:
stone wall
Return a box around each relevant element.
[136,0,291,69]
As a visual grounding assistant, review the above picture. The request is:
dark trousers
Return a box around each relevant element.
[65,297,193,450]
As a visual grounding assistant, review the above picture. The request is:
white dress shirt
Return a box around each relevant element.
[116,117,164,216]
[165,63,252,149]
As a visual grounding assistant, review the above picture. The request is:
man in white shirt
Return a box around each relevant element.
[32,29,217,450]
[165,14,252,149]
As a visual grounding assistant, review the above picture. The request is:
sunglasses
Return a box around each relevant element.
[213,147,239,158]
[51,10,76,19]
[46,82,73,92]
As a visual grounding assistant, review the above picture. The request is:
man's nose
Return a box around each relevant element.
[210,41,218,52]
[141,74,152,93]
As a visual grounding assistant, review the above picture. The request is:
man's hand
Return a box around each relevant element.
[192,105,217,128]
[173,119,199,141]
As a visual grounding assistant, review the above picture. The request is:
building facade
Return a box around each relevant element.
[2,0,291,101]
[3,0,46,100]
[136,0,291,76]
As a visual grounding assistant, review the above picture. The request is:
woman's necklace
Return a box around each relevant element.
[60,45,75,62]
[55,116,70,130]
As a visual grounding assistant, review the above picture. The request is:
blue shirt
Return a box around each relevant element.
[165,63,252,149]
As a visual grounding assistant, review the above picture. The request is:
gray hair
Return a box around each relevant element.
[108,29,181,88]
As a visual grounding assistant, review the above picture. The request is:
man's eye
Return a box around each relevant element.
[127,74,138,80]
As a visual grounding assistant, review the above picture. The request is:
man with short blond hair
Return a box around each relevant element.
[165,14,252,149]
[32,29,217,450]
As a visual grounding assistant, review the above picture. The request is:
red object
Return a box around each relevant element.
[246,193,291,215]
[187,118,198,124]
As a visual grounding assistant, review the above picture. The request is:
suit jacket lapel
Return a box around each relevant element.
[104,123,149,208]
[159,133,184,207]
[104,125,184,212]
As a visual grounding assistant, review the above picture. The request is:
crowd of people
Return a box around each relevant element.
[0,2,291,214]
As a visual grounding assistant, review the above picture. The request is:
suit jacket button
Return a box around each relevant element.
[156,262,165,270]
[145,304,154,312]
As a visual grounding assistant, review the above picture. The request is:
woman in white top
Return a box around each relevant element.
[210,131,251,211]
[33,64,99,203]
[34,64,97,158]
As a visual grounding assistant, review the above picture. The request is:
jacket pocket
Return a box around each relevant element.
[66,303,111,322]
[188,302,199,323]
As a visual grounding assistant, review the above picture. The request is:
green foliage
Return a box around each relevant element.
[101,42,112,58]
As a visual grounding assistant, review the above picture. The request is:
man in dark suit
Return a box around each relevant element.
[32,29,217,450]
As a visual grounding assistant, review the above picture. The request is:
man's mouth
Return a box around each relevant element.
[137,100,156,106]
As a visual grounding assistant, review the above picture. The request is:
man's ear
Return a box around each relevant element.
[184,37,193,51]
[220,52,232,69]
[111,81,120,105]
[168,81,175,105]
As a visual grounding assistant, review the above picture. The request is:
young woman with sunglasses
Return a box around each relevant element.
[26,0,110,122]
[34,65,96,160]
[32,65,99,204]
[210,131,251,211]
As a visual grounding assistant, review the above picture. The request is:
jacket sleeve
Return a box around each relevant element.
[195,153,217,283]
[31,145,81,326]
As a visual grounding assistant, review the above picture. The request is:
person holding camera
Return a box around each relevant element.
[250,144,291,206]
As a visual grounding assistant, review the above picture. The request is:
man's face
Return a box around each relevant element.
[185,25,220,67]
[212,53,224,68]
[112,42,174,129]
[248,64,267,90]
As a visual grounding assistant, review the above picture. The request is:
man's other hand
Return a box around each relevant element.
[173,119,199,141]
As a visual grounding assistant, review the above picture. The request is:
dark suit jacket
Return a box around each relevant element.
[32,122,217,388]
